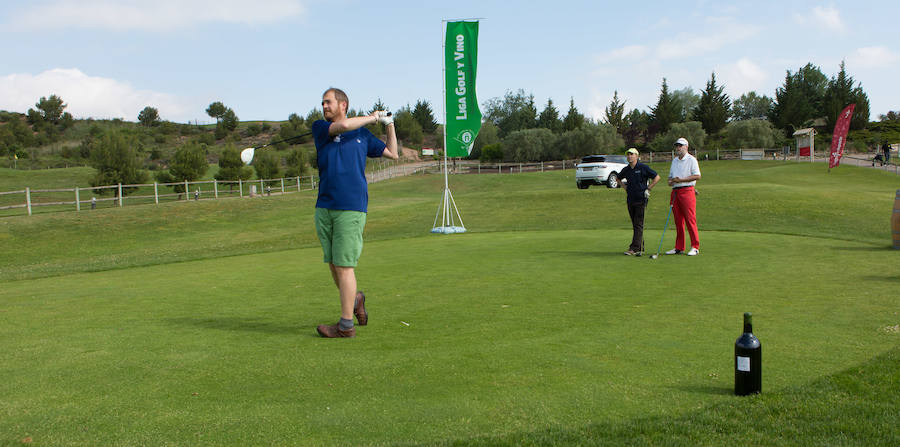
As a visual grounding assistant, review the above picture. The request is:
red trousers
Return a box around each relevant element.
[670,187,699,250]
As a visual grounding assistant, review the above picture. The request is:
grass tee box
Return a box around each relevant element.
[1,161,899,445]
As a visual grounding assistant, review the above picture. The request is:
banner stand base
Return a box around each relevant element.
[431,226,466,234]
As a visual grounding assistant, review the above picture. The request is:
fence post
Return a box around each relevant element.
[214,180,218,199]
[478,162,481,174]
[281,178,285,194]
[118,184,123,207]
[297,176,301,191]
[75,187,80,212]
[519,163,522,173]
[184,180,188,200]
[239,179,243,198]
[498,163,501,174]
[26,187,32,216]
[154,183,159,204]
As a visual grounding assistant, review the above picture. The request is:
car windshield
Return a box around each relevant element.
[581,155,626,163]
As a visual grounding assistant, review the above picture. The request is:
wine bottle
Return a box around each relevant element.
[734,312,761,395]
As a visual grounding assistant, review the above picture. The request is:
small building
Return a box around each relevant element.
[792,128,816,162]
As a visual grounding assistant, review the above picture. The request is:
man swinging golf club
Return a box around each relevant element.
[314,87,398,338]
[618,148,660,256]
[666,137,701,256]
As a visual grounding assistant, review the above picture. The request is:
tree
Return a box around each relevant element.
[623,109,650,149]
[483,89,538,137]
[412,100,437,133]
[879,111,900,122]
[220,108,239,132]
[253,150,281,185]
[206,102,226,123]
[370,98,389,114]
[480,143,503,162]
[472,121,500,160]
[137,106,160,127]
[537,98,563,134]
[732,92,773,120]
[650,78,680,135]
[393,106,424,145]
[649,121,706,153]
[769,63,828,136]
[32,95,66,124]
[555,122,624,160]
[671,87,699,122]
[823,61,870,131]
[215,146,253,186]
[562,97,585,132]
[693,72,731,135]
[603,91,627,136]
[725,120,782,149]
[284,147,309,178]
[156,142,209,193]
[501,128,557,161]
[275,113,310,149]
[89,130,148,195]
[305,108,324,123]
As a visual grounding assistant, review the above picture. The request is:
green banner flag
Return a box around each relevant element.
[444,21,481,158]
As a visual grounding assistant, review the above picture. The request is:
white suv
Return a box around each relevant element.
[575,155,627,189]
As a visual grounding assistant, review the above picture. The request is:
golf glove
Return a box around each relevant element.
[644,189,651,199]
[376,111,393,126]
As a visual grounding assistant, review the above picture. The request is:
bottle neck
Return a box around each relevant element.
[743,322,753,333]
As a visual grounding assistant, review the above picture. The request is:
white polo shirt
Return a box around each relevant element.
[668,152,700,187]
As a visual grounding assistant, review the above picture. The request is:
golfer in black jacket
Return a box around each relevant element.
[618,148,660,256]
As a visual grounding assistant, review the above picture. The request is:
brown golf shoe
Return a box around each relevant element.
[354,291,368,326]
[316,323,356,338]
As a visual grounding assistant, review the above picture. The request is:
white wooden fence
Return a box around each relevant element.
[3,153,896,217]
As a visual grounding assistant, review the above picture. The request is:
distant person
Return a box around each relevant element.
[883,142,892,164]
[618,148,660,256]
[312,87,398,338]
[666,138,701,256]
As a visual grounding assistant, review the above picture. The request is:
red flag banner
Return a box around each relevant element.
[829,104,855,169]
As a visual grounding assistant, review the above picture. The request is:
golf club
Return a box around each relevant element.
[240,112,393,165]
[649,204,672,260]
[240,132,312,165]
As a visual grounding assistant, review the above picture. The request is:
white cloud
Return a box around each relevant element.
[793,5,845,32]
[847,46,900,70]
[718,58,768,97]
[0,68,193,121]
[655,23,758,60]
[8,0,306,32]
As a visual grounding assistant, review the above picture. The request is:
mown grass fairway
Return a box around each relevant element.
[1,161,898,445]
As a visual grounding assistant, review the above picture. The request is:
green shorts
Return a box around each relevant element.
[315,208,367,267]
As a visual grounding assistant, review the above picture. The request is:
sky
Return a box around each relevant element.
[1,0,898,125]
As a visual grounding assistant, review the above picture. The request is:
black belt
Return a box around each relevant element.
[673,185,693,189]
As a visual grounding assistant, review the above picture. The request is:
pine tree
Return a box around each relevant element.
[823,61,870,131]
[693,72,731,135]
[411,100,437,133]
[537,98,562,133]
[650,78,679,135]
[562,97,584,131]
[604,91,627,136]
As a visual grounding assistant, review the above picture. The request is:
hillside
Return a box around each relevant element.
[0,112,432,172]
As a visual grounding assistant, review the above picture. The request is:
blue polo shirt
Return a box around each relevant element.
[313,120,386,212]
[618,162,657,204]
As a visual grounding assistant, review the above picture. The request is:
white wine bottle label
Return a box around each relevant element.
[737,356,751,372]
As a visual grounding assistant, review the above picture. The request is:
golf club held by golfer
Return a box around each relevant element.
[240,132,312,165]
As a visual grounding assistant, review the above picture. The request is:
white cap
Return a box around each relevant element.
[675,137,689,146]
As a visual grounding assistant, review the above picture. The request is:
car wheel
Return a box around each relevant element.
[577,181,589,189]
[606,173,619,188]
